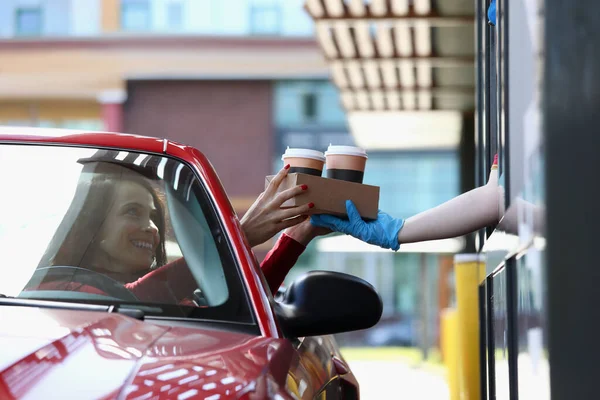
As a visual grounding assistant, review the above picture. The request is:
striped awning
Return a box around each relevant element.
[305,0,475,113]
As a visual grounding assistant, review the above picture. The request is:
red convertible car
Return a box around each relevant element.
[0,127,382,399]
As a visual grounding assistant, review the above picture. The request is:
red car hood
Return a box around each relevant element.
[0,306,293,399]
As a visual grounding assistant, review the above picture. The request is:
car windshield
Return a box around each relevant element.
[0,144,253,324]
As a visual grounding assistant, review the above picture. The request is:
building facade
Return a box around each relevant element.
[0,0,315,38]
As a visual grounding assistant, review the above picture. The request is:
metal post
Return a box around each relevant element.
[455,253,486,400]
[419,252,429,360]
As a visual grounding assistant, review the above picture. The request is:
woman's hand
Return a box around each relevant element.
[241,165,314,247]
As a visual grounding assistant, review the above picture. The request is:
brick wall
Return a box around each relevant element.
[124,80,274,260]
[124,80,273,198]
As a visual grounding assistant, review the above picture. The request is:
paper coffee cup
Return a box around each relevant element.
[325,145,368,183]
[281,147,326,176]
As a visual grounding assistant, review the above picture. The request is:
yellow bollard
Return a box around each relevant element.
[441,308,460,400]
[454,254,486,400]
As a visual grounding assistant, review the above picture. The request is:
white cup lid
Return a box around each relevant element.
[281,147,326,162]
[325,145,368,159]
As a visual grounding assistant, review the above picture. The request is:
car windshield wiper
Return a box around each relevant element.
[107,305,145,320]
[0,297,145,320]
[0,297,109,311]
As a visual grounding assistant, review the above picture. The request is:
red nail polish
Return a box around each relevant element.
[301,184,308,190]
[284,164,290,170]
[308,202,315,209]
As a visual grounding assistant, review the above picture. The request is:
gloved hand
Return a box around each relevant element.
[488,0,496,26]
[310,200,404,251]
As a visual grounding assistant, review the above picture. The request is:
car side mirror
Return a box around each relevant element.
[274,271,383,338]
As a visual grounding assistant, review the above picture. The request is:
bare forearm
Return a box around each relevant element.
[398,184,502,244]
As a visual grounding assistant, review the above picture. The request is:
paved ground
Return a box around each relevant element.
[347,360,450,400]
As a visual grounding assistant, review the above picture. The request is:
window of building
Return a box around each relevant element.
[121,0,151,31]
[301,92,317,122]
[15,7,43,37]
[277,0,314,37]
[318,83,348,125]
[249,5,281,35]
[167,1,184,30]
[274,81,348,127]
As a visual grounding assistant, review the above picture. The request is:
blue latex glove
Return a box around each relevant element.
[488,0,496,26]
[310,200,404,251]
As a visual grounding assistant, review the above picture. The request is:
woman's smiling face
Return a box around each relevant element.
[97,180,160,274]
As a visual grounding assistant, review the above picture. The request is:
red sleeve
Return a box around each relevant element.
[260,233,306,292]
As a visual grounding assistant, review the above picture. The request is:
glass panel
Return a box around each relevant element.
[516,250,550,399]
[274,81,347,127]
[492,267,510,400]
[278,0,314,37]
[15,7,43,37]
[479,283,489,400]
[274,82,304,126]
[301,92,317,121]
[249,5,281,35]
[317,131,354,149]
[284,132,315,149]
[488,27,499,166]
[0,144,252,323]
[363,152,460,218]
[167,1,184,29]
[121,0,151,31]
